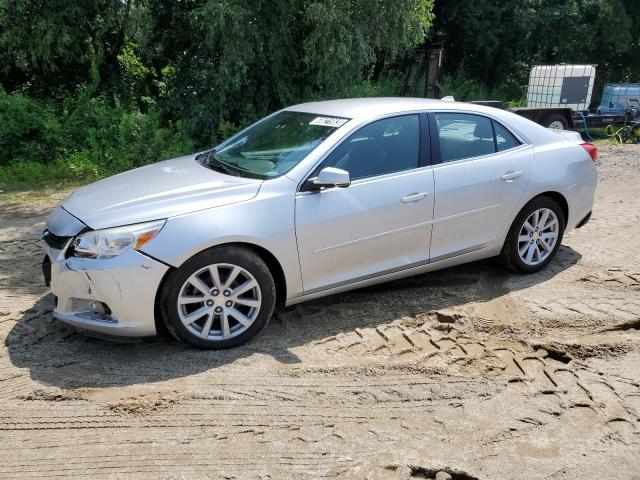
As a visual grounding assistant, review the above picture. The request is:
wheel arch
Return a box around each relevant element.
[153,241,288,334]
[231,242,288,308]
[498,190,569,255]
[530,191,569,225]
[499,191,569,273]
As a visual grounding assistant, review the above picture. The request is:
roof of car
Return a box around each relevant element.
[285,96,562,146]
[286,97,475,119]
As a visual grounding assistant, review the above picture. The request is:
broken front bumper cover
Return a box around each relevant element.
[42,215,168,337]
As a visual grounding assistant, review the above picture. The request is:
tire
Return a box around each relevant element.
[499,196,565,274]
[541,114,568,130]
[160,246,276,349]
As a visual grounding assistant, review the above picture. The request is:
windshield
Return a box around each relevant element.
[206,111,348,179]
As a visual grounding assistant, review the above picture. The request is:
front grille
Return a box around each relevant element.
[42,229,72,251]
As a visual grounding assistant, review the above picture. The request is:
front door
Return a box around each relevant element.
[295,114,434,292]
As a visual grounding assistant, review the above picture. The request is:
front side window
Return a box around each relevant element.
[206,111,348,179]
[319,115,420,180]
[435,113,495,163]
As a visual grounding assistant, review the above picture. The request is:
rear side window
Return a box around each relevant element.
[435,113,495,162]
[320,115,420,180]
[493,121,521,152]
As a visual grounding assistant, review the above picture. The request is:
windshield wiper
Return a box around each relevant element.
[196,150,269,180]
[201,151,240,177]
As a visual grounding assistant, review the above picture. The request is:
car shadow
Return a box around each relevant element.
[5,245,582,389]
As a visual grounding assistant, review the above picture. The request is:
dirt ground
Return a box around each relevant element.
[1,144,639,479]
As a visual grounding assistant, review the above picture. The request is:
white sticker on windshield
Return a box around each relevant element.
[309,116,348,128]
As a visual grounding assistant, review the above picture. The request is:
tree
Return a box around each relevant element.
[433,0,640,99]
[155,0,434,143]
[0,0,144,100]
[432,0,529,87]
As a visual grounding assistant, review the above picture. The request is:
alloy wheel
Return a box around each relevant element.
[517,208,559,266]
[177,263,261,341]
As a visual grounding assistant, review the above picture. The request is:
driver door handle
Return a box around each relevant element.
[501,170,522,182]
[401,192,428,203]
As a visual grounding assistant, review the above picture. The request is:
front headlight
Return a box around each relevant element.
[72,220,166,259]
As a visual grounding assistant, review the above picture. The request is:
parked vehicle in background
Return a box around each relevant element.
[41,98,598,349]
[509,64,596,130]
[473,64,640,134]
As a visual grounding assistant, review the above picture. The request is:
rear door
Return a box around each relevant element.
[295,114,434,292]
[429,112,534,261]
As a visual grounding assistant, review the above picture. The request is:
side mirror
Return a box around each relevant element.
[305,167,351,190]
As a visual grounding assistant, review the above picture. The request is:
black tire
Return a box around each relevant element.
[499,196,565,273]
[160,246,276,349]
[540,114,568,130]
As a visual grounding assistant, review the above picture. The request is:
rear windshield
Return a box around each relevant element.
[207,111,348,179]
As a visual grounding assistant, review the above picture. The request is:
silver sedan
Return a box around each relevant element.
[42,98,598,348]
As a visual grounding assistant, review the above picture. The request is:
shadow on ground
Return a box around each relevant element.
[5,245,582,389]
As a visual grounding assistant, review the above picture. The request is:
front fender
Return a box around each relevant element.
[140,179,303,300]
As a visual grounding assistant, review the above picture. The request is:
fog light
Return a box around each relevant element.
[91,301,112,316]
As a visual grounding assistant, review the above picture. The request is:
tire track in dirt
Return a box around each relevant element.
[307,312,640,437]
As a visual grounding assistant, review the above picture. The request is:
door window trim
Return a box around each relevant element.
[297,112,432,192]
[428,111,529,166]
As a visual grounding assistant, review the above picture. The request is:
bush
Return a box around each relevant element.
[306,71,405,101]
[0,90,63,165]
[0,88,194,189]
[441,71,526,107]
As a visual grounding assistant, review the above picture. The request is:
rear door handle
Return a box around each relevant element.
[401,192,428,203]
[501,170,522,182]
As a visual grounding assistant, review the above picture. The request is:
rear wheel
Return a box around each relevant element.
[500,197,565,273]
[161,246,276,349]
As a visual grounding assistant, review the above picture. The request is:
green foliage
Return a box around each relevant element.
[0,90,62,165]
[159,0,434,145]
[433,0,640,100]
[0,89,193,188]
[313,72,406,100]
[441,71,526,106]
[0,0,138,96]
[2,0,638,189]
[117,42,156,106]
[0,1,436,188]
[302,0,432,93]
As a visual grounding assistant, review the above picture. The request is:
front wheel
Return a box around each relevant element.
[500,197,565,273]
[160,246,276,349]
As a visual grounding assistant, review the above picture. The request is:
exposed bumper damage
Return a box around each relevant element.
[42,207,167,337]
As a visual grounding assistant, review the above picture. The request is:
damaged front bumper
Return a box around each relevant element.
[42,207,168,337]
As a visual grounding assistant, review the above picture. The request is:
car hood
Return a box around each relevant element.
[62,154,263,230]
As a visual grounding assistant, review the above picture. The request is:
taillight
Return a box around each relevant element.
[580,143,598,163]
